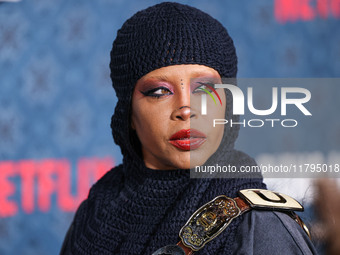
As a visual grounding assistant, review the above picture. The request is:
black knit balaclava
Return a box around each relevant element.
[110,2,239,165]
[61,5,265,254]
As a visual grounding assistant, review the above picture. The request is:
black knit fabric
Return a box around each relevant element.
[61,2,266,255]
[110,2,238,160]
[62,151,265,255]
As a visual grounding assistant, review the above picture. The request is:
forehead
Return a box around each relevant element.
[137,64,221,83]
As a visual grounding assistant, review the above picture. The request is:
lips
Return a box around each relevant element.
[169,129,207,151]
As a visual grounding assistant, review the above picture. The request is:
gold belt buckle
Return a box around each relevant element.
[179,195,240,251]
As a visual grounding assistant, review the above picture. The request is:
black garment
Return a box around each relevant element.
[60,150,266,254]
[61,4,316,253]
[233,210,317,254]
[103,4,246,252]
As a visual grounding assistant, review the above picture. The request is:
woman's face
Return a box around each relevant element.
[131,64,226,170]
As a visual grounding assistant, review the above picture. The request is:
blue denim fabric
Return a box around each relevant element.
[232,210,317,255]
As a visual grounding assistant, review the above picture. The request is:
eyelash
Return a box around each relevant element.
[140,82,215,98]
[140,86,173,98]
[193,82,215,94]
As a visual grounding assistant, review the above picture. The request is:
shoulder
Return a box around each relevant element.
[72,164,125,229]
[88,164,124,198]
[60,165,125,254]
[232,210,317,255]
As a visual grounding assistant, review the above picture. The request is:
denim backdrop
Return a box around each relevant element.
[0,0,339,254]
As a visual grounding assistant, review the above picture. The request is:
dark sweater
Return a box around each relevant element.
[60,150,266,254]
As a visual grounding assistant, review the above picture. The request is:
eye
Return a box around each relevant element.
[193,81,223,106]
[193,82,215,94]
[140,86,173,98]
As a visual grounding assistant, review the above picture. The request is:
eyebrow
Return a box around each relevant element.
[146,75,169,81]
[147,73,219,81]
[143,71,220,83]
[190,71,220,78]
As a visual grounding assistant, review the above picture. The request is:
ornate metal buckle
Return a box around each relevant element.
[238,189,303,211]
[179,195,240,251]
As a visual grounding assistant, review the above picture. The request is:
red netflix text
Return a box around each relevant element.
[0,157,114,217]
[275,0,340,23]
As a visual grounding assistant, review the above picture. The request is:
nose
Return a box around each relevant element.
[171,106,196,121]
[170,80,197,121]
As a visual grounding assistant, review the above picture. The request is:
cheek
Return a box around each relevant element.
[132,107,151,134]
[132,108,155,153]
[132,102,169,139]
[204,92,226,122]
[205,91,226,143]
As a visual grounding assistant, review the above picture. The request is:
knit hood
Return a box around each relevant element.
[60,4,266,254]
[109,2,240,165]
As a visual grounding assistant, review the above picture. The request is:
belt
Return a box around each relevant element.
[152,189,310,255]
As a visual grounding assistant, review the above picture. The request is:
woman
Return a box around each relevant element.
[61,2,316,254]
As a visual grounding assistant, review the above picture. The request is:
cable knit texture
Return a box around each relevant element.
[61,2,266,254]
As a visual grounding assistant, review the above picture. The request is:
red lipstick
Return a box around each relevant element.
[169,129,206,151]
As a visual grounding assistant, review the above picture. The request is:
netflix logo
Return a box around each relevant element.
[0,157,114,217]
[275,0,340,23]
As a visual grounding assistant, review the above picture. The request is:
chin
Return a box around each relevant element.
[172,157,191,170]
[189,153,210,169]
